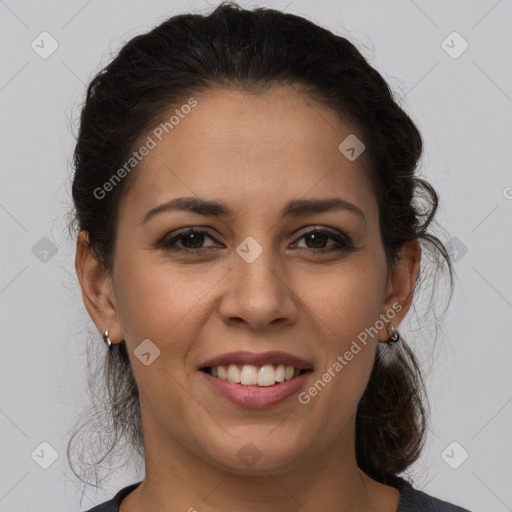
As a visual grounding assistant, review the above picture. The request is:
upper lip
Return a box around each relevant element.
[200,351,313,370]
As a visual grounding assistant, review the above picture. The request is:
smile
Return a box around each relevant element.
[200,365,313,408]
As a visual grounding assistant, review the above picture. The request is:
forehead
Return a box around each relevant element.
[118,86,376,224]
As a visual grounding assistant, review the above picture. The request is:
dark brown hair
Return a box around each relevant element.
[67,0,454,490]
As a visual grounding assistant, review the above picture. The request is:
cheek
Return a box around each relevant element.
[113,253,228,372]
[293,259,385,428]
[114,249,209,334]
[112,257,215,415]
[299,259,387,342]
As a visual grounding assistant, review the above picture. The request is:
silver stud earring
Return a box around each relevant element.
[385,322,400,345]
[103,328,113,348]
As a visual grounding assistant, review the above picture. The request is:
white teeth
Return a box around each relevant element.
[227,364,241,383]
[240,365,258,385]
[217,365,228,380]
[257,365,276,387]
[210,363,302,386]
[275,364,285,382]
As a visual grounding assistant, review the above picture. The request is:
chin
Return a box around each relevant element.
[204,435,306,475]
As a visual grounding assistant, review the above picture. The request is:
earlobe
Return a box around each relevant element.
[378,239,421,342]
[75,231,123,345]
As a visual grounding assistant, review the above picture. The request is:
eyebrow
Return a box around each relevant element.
[142,196,366,224]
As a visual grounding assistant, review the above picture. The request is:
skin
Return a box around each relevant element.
[76,85,421,512]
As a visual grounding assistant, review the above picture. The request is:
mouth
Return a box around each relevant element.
[199,364,313,408]
[200,364,312,387]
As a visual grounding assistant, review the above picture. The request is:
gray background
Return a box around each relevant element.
[0,0,511,511]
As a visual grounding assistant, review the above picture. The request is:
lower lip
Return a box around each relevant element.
[200,370,312,408]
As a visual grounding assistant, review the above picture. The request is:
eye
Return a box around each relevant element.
[291,227,354,253]
[160,228,219,253]
[159,226,354,254]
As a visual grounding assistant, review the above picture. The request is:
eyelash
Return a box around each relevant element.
[159,227,354,255]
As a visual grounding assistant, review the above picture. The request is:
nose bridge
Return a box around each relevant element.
[235,231,282,297]
[236,237,279,286]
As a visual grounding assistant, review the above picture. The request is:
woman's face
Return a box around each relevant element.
[80,85,416,474]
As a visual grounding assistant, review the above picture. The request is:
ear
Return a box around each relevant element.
[75,231,124,345]
[377,239,421,342]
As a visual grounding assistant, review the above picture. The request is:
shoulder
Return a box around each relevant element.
[389,475,473,512]
[82,481,142,512]
[401,486,473,512]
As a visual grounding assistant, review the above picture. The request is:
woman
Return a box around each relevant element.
[68,2,472,511]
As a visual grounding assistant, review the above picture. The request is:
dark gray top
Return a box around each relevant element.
[83,475,473,512]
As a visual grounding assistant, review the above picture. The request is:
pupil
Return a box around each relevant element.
[307,233,326,248]
[183,233,203,248]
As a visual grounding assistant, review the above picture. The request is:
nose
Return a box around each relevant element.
[218,247,299,331]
